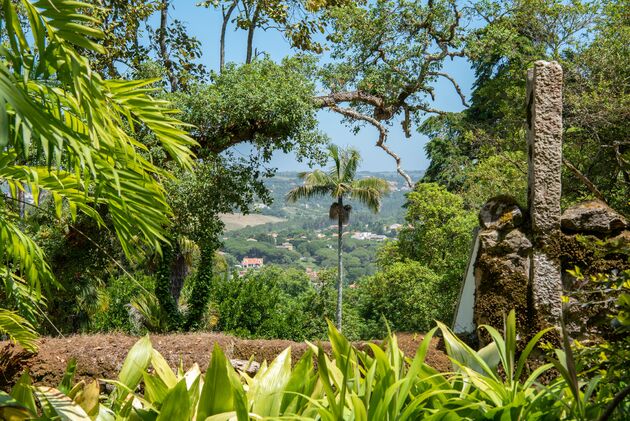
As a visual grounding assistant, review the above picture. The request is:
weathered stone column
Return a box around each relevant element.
[527,60,563,326]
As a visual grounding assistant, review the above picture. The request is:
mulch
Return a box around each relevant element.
[0,332,450,390]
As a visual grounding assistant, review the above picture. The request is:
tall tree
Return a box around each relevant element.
[0,0,195,347]
[423,0,629,215]
[286,145,390,330]
[196,0,468,185]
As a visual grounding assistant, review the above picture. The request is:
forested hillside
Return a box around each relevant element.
[218,171,420,283]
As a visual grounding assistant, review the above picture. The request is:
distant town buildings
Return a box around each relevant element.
[241,257,264,269]
[351,232,388,241]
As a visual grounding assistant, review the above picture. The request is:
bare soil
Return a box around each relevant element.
[0,332,449,390]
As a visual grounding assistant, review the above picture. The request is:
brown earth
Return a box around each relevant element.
[0,332,449,391]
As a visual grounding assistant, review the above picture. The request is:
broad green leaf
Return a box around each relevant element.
[156,379,190,421]
[0,390,33,420]
[36,387,91,421]
[150,349,178,388]
[113,335,152,409]
[10,372,37,413]
[249,347,292,417]
[197,343,236,419]
[74,381,100,417]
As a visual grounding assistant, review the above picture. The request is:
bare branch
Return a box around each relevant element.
[428,71,469,107]
[563,158,607,203]
[328,105,414,188]
[314,91,386,109]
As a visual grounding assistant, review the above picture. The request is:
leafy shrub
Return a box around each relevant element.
[208,266,363,341]
[90,275,155,333]
[356,260,455,338]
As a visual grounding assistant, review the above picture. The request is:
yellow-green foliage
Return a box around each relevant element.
[5,311,625,420]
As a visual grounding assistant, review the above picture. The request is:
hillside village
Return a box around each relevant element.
[218,172,412,283]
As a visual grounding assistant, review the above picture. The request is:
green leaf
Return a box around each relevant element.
[197,343,237,419]
[10,372,37,413]
[249,347,292,417]
[35,386,91,421]
[0,390,33,420]
[58,358,77,394]
[156,379,190,421]
[112,335,152,409]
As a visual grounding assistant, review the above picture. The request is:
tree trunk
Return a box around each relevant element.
[245,4,260,64]
[159,0,178,92]
[155,243,181,330]
[220,0,238,71]
[336,196,343,331]
[185,244,214,330]
[170,250,189,304]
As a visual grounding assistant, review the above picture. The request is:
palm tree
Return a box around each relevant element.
[286,145,391,331]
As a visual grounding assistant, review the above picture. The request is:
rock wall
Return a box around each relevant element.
[467,198,629,343]
[453,61,629,343]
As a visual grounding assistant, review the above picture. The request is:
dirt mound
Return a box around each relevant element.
[0,332,449,390]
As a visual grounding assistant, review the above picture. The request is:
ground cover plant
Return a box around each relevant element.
[1,311,628,420]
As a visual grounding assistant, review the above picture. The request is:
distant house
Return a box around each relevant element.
[351,232,388,241]
[388,223,403,231]
[241,257,264,269]
[276,242,294,251]
[306,267,318,281]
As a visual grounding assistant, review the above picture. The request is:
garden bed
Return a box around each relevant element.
[0,332,449,390]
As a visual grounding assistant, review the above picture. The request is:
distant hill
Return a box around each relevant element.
[218,171,423,283]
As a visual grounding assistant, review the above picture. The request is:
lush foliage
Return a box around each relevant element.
[356,261,450,338]
[4,310,630,419]
[208,266,360,341]
[0,0,195,348]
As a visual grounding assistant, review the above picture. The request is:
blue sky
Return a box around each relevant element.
[165,2,476,175]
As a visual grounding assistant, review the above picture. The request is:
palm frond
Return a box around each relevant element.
[352,177,392,193]
[0,0,198,349]
[0,210,54,296]
[349,177,391,213]
[341,148,361,183]
[287,170,336,202]
[286,185,333,203]
[1,269,47,325]
[327,144,342,180]
[0,0,197,259]
[0,309,38,352]
[302,170,335,187]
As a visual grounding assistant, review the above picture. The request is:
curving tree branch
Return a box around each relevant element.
[330,105,414,187]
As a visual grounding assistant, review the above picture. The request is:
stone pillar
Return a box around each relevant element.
[526,61,563,326]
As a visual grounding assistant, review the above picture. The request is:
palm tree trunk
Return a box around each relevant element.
[336,196,343,331]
